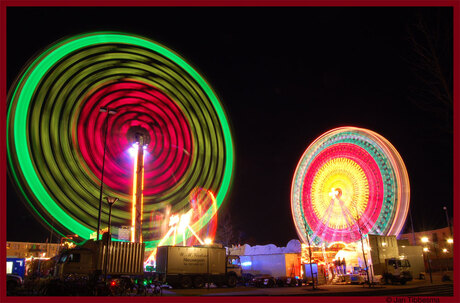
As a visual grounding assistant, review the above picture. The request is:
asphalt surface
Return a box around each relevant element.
[161,272,454,297]
[6,272,454,297]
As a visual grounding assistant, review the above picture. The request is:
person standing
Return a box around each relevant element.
[329,262,336,281]
[342,258,347,275]
[336,259,341,274]
[337,258,341,274]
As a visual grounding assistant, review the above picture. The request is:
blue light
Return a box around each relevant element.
[241,261,252,267]
[128,143,150,158]
[128,144,138,157]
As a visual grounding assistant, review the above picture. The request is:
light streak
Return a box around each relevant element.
[131,143,139,242]
[7,32,234,244]
[145,189,217,262]
[187,225,204,245]
[140,147,145,243]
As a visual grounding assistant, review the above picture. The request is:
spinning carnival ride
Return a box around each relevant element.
[291,127,410,246]
[7,32,233,250]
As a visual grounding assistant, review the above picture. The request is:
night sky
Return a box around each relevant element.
[6,6,454,247]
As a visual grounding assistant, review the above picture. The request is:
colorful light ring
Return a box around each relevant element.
[7,32,234,248]
[291,127,410,246]
[77,80,192,197]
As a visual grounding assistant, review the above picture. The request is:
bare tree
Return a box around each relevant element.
[406,9,453,133]
[215,211,234,248]
[351,208,372,288]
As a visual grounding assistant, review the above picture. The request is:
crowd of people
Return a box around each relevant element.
[327,257,347,281]
[334,257,347,274]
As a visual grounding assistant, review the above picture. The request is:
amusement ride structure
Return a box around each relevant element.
[291,127,410,267]
[7,32,234,254]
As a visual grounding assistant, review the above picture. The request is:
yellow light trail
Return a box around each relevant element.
[131,143,139,242]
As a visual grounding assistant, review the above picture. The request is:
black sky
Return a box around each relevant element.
[6,6,454,247]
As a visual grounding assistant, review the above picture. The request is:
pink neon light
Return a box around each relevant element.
[77,80,192,196]
[302,143,384,243]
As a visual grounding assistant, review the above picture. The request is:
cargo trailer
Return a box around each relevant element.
[155,245,242,288]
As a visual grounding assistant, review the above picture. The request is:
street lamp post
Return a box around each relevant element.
[421,237,433,284]
[104,196,118,282]
[422,247,433,283]
[96,107,117,241]
[106,196,119,237]
[443,206,452,237]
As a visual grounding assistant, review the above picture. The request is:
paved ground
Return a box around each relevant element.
[7,271,454,297]
[161,271,454,297]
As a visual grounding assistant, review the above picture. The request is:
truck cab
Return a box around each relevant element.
[227,255,242,277]
[384,258,412,284]
[55,248,95,279]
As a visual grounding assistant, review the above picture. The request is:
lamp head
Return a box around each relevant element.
[100,107,117,115]
[105,196,119,206]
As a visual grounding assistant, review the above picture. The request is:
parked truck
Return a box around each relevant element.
[155,244,242,288]
[44,238,145,295]
[368,234,413,285]
[55,239,145,279]
[239,253,302,287]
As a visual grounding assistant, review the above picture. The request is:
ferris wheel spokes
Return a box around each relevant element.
[310,198,336,244]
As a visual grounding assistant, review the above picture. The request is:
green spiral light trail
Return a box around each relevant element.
[7,32,234,248]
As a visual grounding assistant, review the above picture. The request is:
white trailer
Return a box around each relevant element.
[398,245,425,279]
[239,253,301,286]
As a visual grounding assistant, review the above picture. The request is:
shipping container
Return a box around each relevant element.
[398,245,425,278]
[55,240,145,278]
[155,245,241,288]
[368,234,399,275]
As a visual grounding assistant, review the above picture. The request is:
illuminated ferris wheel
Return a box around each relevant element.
[291,127,410,246]
[7,32,234,249]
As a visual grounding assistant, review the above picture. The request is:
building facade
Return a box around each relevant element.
[7,241,61,259]
[398,226,453,258]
